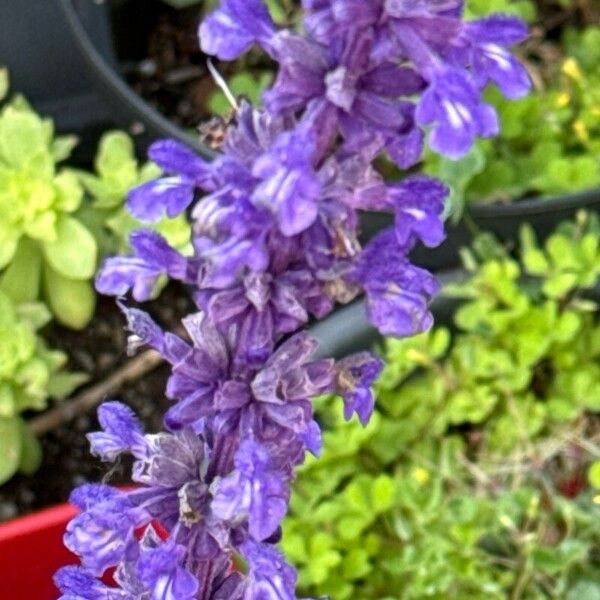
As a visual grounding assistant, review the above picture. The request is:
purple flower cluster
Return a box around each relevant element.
[57,1,528,598]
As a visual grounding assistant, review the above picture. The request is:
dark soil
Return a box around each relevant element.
[115,1,215,130]
[0,285,194,522]
[112,0,277,130]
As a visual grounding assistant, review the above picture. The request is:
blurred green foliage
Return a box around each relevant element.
[0,76,190,329]
[0,291,86,484]
[284,213,600,598]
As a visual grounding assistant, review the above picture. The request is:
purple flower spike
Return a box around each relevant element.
[200,0,277,60]
[87,401,146,462]
[336,352,384,425]
[80,0,530,596]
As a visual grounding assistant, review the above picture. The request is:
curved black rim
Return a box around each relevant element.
[57,0,216,160]
[469,185,600,219]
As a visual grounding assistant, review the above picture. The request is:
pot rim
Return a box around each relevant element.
[469,186,600,219]
[57,0,216,160]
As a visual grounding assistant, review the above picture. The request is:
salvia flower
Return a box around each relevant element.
[66,0,529,597]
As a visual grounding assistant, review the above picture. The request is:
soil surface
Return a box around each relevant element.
[0,285,194,522]
[113,0,278,130]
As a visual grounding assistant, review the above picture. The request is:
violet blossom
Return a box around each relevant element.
[59,0,530,597]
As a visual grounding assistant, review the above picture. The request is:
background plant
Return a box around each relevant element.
[0,290,86,485]
[284,213,600,599]
[0,75,191,329]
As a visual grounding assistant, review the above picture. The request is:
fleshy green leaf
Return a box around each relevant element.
[0,416,22,484]
[0,237,43,304]
[43,264,96,329]
[0,67,9,102]
[17,420,42,476]
[42,214,97,280]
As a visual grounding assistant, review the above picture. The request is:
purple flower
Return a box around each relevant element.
[199,0,277,60]
[78,1,531,598]
[241,541,298,600]
[354,229,440,337]
[128,140,213,222]
[264,30,425,167]
[64,490,144,576]
[416,68,499,158]
[55,566,128,600]
[211,438,289,541]
[96,230,195,301]
[389,176,448,248]
[452,16,531,99]
[136,542,199,600]
[87,402,146,461]
[335,352,384,425]
[251,130,322,236]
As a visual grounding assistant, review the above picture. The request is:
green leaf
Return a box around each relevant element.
[42,214,97,280]
[0,104,47,167]
[588,462,600,489]
[47,371,89,399]
[15,302,52,330]
[372,474,395,513]
[0,224,19,269]
[51,135,78,162]
[17,420,42,476]
[54,170,84,212]
[0,416,22,484]
[0,67,9,102]
[0,237,43,304]
[567,581,600,600]
[425,145,486,222]
[95,131,138,196]
[43,264,96,329]
[0,384,15,419]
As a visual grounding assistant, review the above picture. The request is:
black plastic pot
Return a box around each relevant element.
[0,0,114,163]
[58,0,215,159]
[310,270,465,360]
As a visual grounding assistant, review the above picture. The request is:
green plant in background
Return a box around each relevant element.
[284,213,600,599]
[0,74,191,329]
[0,83,95,330]
[0,291,86,484]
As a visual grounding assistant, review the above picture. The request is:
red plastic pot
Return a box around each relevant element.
[0,503,78,599]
